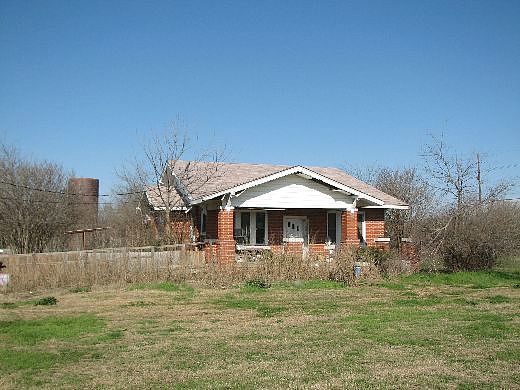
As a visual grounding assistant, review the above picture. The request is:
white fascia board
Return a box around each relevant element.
[362,205,410,210]
[152,206,187,211]
[190,165,385,206]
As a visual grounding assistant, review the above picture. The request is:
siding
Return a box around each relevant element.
[230,174,354,209]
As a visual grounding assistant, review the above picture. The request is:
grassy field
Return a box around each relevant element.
[1,270,519,389]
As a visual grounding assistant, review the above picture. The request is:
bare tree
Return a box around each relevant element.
[118,123,227,244]
[418,135,517,269]
[421,134,512,208]
[0,144,76,253]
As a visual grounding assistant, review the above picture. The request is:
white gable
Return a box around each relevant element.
[229,174,355,209]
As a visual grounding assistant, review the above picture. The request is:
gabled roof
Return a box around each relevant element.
[160,160,408,209]
[145,185,186,211]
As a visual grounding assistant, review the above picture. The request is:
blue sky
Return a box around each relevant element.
[1,0,519,197]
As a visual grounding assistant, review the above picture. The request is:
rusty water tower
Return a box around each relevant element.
[68,178,99,228]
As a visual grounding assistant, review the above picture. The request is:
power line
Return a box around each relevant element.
[0,195,135,206]
[0,180,144,197]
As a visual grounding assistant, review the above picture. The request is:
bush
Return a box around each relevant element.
[415,202,520,272]
[244,279,270,289]
[33,296,58,306]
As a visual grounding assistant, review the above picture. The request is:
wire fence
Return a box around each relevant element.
[0,245,205,292]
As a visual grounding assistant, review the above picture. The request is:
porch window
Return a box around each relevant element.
[240,212,250,242]
[234,211,267,245]
[327,212,337,244]
[200,208,207,238]
[256,212,266,245]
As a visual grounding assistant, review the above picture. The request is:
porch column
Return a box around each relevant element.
[217,208,235,263]
[341,210,359,246]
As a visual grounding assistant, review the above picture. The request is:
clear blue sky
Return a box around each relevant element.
[1,0,519,197]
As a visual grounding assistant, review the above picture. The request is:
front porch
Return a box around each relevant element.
[200,207,390,262]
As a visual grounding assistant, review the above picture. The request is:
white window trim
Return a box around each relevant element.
[358,210,366,244]
[234,210,268,245]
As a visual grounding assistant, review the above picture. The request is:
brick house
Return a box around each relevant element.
[145,161,408,262]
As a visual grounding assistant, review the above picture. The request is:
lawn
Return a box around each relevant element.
[1,270,519,389]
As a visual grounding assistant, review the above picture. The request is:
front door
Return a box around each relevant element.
[284,217,308,244]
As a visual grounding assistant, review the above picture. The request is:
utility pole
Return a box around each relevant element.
[476,153,482,203]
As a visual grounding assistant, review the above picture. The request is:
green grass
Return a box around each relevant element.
[402,270,520,288]
[0,269,518,388]
[272,279,346,290]
[130,281,195,293]
[1,296,58,309]
[0,313,109,387]
[213,293,287,317]
[0,314,104,345]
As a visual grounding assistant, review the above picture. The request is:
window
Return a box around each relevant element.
[256,212,266,245]
[237,212,250,244]
[234,211,267,245]
[327,212,337,244]
[200,209,207,237]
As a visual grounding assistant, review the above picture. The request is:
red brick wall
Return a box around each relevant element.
[216,208,235,262]
[309,243,330,256]
[273,209,327,238]
[284,242,303,256]
[169,211,191,243]
[308,210,327,244]
[267,210,283,245]
[365,209,385,247]
[341,210,358,245]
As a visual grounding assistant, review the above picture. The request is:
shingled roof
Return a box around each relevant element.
[145,160,407,209]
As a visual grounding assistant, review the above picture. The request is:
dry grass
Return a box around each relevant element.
[2,246,385,293]
[0,246,204,292]
[1,270,519,389]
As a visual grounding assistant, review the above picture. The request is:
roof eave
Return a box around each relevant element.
[362,204,410,210]
[189,165,387,206]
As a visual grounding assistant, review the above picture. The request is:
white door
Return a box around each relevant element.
[284,217,308,244]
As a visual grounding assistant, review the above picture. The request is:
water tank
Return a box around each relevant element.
[68,178,99,227]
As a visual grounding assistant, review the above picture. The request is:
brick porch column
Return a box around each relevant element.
[341,210,359,246]
[217,208,235,263]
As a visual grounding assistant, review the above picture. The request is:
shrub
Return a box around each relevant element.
[33,296,58,306]
[244,279,270,289]
[328,247,357,284]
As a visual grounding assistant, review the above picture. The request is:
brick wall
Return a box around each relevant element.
[216,208,235,262]
[267,210,283,245]
[365,209,385,247]
[341,210,358,245]
[284,242,303,256]
[169,211,191,243]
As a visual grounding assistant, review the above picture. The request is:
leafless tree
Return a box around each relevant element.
[418,135,518,269]
[0,144,76,253]
[118,122,227,244]
[421,134,512,208]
